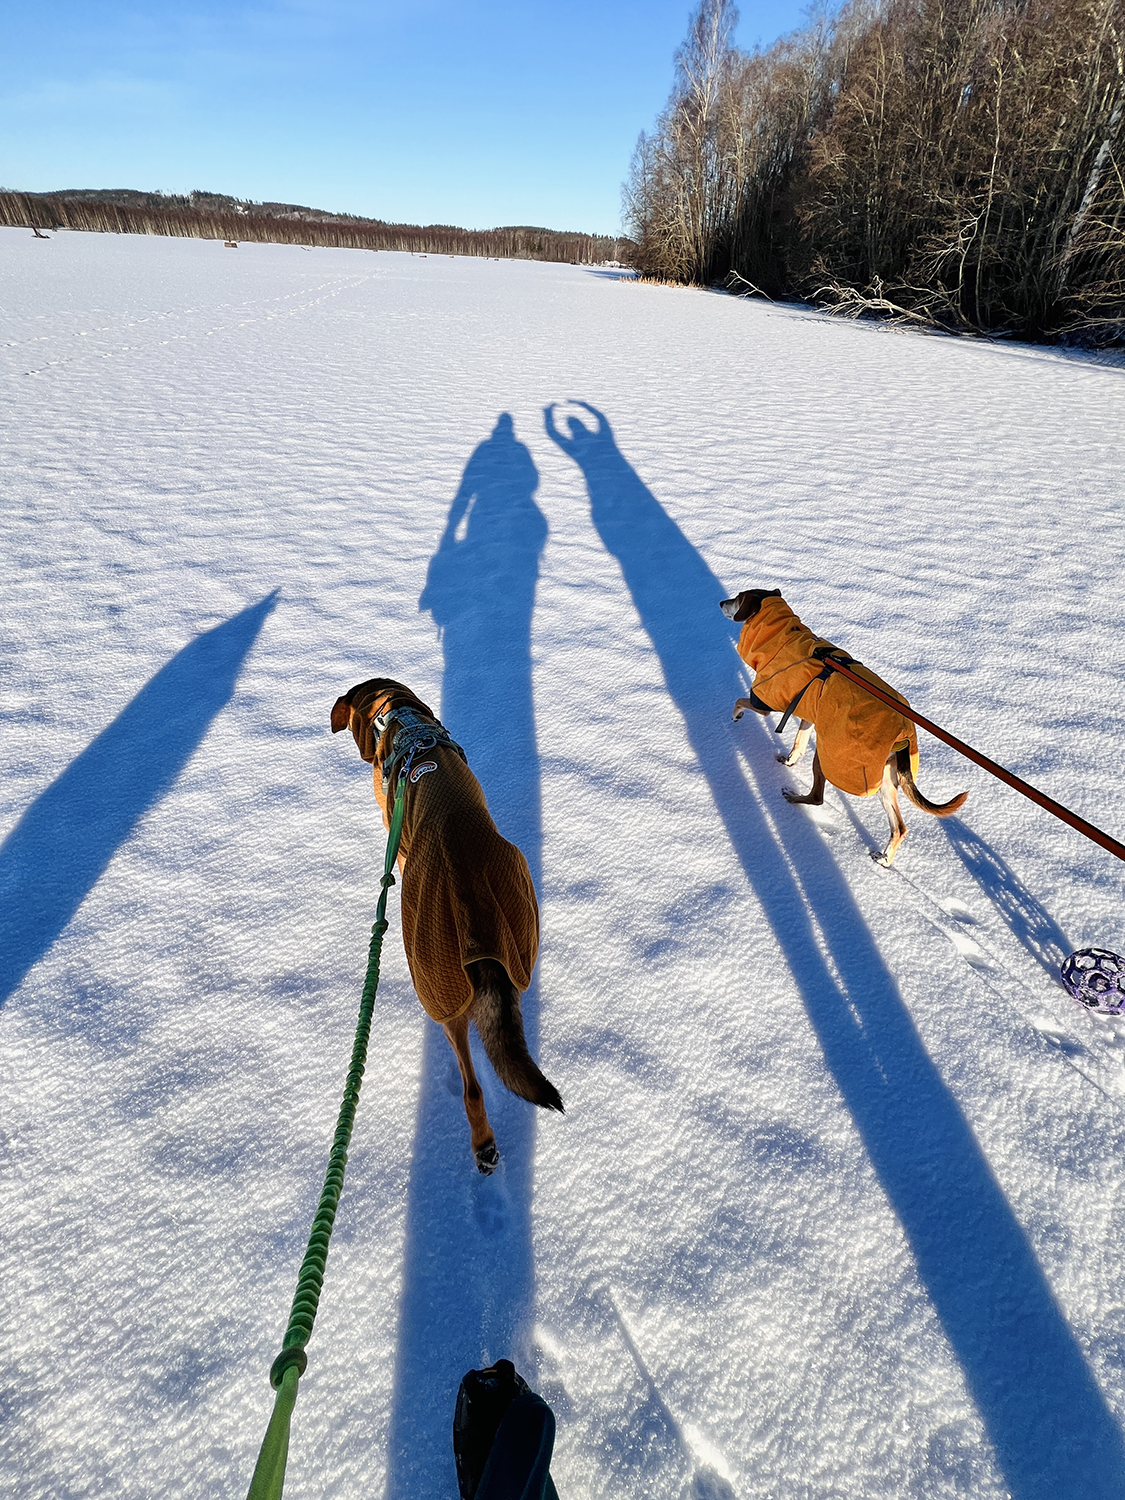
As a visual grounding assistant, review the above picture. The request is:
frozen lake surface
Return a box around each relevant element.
[3,228,1125,1498]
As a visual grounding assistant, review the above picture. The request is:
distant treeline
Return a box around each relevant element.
[0,188,632,266]
[625,0,1125,343]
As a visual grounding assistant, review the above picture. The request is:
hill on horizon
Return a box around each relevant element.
[2,186,626,250]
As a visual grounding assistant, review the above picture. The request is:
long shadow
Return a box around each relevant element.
[544,401,1125,1498]
[0,594,277,1009]
[941,819,1072,977]
[385,414,548,1498]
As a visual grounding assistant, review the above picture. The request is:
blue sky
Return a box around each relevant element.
[2,2,811,235]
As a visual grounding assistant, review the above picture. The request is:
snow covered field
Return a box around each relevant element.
[3,227,1125,1500]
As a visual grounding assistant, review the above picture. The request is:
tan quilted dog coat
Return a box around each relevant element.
[736,596,919,797]
[333,681,539,1025]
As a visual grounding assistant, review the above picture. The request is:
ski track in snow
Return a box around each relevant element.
[2,228,1125,1499]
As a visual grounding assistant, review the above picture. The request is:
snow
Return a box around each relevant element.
[2,227,1125,1500]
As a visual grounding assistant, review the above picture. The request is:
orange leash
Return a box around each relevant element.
[814,653,1125,866]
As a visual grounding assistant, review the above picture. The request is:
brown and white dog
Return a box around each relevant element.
[721,590,968,864]
[331,677,562,1173]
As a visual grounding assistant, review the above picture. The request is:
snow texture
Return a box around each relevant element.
[3,228,1125,1499]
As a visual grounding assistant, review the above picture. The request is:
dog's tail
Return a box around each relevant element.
[468,960,564,1113]
[895,747,969,817]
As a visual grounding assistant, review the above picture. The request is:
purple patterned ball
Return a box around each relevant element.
[1060,948,1125,1016]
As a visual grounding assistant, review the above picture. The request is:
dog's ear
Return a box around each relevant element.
[726,587,783,622]
[331,687,384,763]
[722,590,763,622]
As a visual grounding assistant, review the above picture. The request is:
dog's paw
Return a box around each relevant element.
[870,849,892,867]
[781,788,804,804]
[475,1141,500,1175]
[732,708,744,722]
[776,753,793,765]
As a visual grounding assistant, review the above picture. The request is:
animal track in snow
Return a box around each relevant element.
[471,1168,511,1238]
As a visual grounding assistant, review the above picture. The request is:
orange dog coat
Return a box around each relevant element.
[736,597,919,797]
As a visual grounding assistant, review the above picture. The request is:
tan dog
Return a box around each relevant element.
[331,677,562,1173]
[721,590,967,864]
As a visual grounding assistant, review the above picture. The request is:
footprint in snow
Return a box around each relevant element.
[801,803,842,835]
[947,930,996,971]
[471,1168,511,1239]
[938,896,977,924]
[684,1470,736,1500]
[1029,1015,1086,1057]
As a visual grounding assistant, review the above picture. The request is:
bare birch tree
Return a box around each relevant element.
[627,0,1125,342]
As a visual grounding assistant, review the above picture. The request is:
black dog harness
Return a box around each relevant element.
[374,704,467,796]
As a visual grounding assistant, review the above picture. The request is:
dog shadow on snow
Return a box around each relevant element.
[384,414,549,1498]
[0,593,277,1012]
[545,401,1125,1500]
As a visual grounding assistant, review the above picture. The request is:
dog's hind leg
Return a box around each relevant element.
[777,718,814,767]
[442,1012,499,1175]
[782,747,827,806]
[873,757,908,866]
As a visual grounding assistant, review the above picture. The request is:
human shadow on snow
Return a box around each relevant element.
[0,594,277,1010]
[385,414,549,1498]
[544,400,1125,1500]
